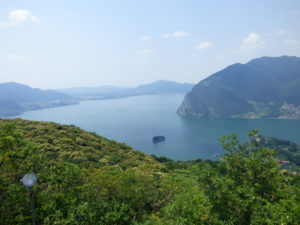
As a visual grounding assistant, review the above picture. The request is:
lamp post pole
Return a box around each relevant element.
[20,172,38,225]
[29,187,36,225]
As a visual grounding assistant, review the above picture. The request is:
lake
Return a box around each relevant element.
[12,94,300,160]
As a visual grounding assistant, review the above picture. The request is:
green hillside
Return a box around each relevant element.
[1,119,300,224]
[4,119,163,170]
[259,136,300,172]
[178,56,300,119]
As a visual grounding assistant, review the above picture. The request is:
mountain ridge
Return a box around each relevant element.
[58,80,195,100]
[0,82,77,117]
[177,56,300,119]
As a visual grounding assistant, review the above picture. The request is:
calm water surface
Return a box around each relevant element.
[12,94,300,160]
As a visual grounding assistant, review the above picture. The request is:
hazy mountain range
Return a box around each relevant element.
[0,80,194,117]
[178,56,300,119]
[58,80,195,100]
[3,56,300,119]
[0,82,77,117]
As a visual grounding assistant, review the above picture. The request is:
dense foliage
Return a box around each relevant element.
[1,119,300,224]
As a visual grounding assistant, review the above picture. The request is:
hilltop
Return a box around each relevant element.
[0,118,163,170]
[178,56,300,119]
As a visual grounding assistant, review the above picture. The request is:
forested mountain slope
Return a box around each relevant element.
[178,56,300,119]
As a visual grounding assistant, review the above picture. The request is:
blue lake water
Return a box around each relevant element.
[11,94,300,160]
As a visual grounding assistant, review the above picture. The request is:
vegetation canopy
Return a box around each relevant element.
[0,119,299,224]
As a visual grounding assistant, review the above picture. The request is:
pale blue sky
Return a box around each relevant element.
[0,0,300,89]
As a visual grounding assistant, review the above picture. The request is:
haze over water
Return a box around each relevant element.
[12,94,300,160]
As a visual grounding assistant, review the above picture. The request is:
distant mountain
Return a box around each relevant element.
[0,100,23,116]
[177,56,300,119]
[0,82,71,103]
[0,82,76,117]
[130,80,195,95]
[58,85,131,98]
[59,80,195,100]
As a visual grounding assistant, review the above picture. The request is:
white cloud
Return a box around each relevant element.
[161,31,188,38]
[243,33,260,44]
[195,41,214,49]
[9,10,38,23]
[282,39,297,45]
[239,33,264,52]
[140,35,151,41]
[0,9,38,27]
[137,48,156,57]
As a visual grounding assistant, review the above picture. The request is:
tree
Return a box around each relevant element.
[199,130,300,224]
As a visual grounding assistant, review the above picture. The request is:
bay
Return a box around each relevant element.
[11,94,300,160]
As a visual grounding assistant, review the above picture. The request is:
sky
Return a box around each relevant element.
[0,0,300,89]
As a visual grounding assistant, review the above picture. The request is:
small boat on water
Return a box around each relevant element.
[152,136,165,144]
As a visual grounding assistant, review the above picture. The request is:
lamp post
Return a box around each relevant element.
[20,172,38,225]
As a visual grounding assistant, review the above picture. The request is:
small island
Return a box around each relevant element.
[152,136,166,144]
